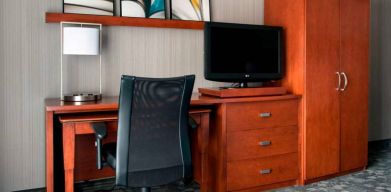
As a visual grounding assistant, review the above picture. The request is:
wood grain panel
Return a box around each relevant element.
[62,123,75,192]
[46,13,204,30]
[227,126,298,161]
[74,121,117,135]
[264,0,305,95]
[45,112,54,192]
[305,0,341,179]
[198,87,287,98]
[227,153,298,191]
[190,114,202,184]
[303,167,365,185]
[340,0,370,172]
[264,1,306,183]
[226,99,298,132]
[230,180,297,192]
[208,104,228,192]
[189,113,211,191]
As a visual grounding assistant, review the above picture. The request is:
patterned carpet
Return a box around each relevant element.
[72,141,391,192]
[74,180,200,192]
[273,142,391,192]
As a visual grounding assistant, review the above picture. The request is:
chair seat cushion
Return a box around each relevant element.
[103,142,117,169]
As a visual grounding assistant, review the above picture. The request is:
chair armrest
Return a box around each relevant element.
[188,117,198,129]
[92,122,107,139]
[91,122,108,170]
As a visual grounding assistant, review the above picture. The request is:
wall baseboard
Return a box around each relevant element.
[14,188,45,192]
[369,139,391,150]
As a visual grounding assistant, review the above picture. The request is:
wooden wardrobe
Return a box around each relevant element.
[264,0,369,183]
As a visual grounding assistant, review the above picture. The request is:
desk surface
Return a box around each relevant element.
[45,93,299,113]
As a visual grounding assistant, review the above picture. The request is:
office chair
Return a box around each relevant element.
[92,75,196,192]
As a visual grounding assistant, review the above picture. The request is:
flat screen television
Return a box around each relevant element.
[204,22,284,87]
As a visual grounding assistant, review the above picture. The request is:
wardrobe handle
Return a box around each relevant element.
[258,141,272,147]
[341,72,348,91]
[259,169,272,175]
[336,72,341,91]
[259,112,272,118]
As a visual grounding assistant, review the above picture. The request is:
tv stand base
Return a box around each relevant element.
[198,86,287,98]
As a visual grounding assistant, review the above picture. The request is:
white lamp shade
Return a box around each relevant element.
[63,27,100,55]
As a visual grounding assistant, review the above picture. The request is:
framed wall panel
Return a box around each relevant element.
[64,0,114,16]
[171,0,210,21]
[121,0,166,19]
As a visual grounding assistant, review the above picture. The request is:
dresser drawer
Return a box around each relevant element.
[226,99,298,132]
[227,126,298,161]
[227,153,298,191]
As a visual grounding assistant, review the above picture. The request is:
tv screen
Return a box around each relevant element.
[204,22,283,83]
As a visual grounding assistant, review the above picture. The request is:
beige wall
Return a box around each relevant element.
[4,0,390,190]
[370,0,391,141]
[0,0,264,191]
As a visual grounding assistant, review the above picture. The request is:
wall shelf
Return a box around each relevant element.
[45,12,205,30]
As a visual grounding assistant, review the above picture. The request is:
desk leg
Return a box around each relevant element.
[46,111,54,192]
[63,123,75,192]
[200,113,210,192]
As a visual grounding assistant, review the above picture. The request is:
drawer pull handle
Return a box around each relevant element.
[259,112,272,118]
[258,141,272,146]
[260,169,272,175]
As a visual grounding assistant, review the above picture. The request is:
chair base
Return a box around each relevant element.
[141,187,151,192]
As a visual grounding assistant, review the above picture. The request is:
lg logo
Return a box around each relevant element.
[245,74,250,78]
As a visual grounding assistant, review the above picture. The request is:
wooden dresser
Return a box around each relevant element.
[208,95,300,192]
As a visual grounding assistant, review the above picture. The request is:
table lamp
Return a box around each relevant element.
[60,22,103,102]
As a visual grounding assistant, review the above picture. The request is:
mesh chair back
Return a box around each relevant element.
[115,75,195,187]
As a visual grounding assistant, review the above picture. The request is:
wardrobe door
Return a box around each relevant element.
[305,0,341,179]
[340,0,369,172]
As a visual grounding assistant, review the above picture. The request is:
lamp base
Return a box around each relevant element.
[63,93,102,102]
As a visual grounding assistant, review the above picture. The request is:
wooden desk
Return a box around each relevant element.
[45,94,214,192]
[46,93,301,192]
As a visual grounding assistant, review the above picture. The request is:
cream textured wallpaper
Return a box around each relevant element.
[0,0,264,191]
[369,0,391,141]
